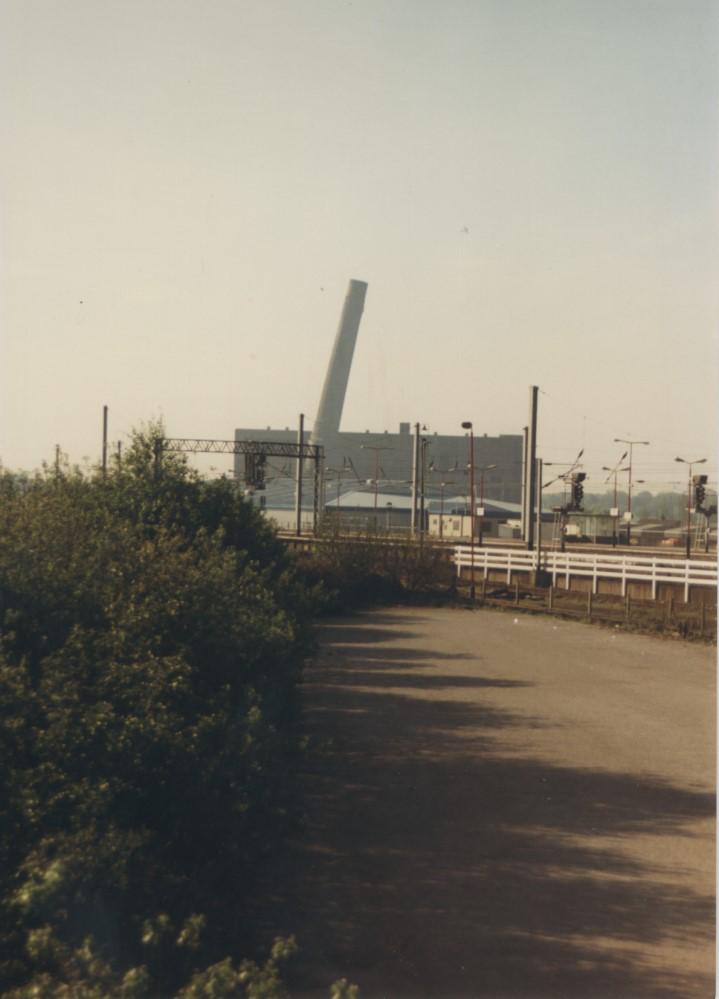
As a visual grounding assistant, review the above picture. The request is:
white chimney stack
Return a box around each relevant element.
[312,279,368,446]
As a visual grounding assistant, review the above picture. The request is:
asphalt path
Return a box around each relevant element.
[279,606,715,999]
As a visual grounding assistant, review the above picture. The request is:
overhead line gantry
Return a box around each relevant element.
[154,437,325,536]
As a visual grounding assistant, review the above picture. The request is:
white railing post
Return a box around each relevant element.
[451,546,715,603]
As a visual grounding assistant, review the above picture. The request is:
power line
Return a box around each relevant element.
[538,389,715,455]
[538,388,639,439]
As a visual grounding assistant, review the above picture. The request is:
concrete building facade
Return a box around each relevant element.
[233,423,523,505]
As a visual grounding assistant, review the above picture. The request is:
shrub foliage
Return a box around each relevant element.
[293,528,456,612]
[0,431,307,995]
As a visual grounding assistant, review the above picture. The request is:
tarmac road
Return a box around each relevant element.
[281,606,715,999]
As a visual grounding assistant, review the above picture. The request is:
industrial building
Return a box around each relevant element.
[234,279,523,521]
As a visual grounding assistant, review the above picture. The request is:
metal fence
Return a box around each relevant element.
[453,546,717,602]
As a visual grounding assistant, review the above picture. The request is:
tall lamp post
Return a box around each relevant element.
[438,480,455,540]
[461,421,476,599]
[325,466,346,530]
[675,457,707,559]
[360,444,393,530]
[614,438,649,545]
[419,434,431,536]
[476,464,497,544]
[602,450,628,548]
[426,459,457,540]
[619,470,646,534]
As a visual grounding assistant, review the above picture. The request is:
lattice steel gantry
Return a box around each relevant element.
[154,437,325,536]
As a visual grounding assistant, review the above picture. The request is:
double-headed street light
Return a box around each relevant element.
[461,421,476,599]
[602,450,628,548]
[426,459,457,540]
[613,438,649,545]
[325,465,346,528]
[360,444,394,529]
[419,434,432,535]
[438,480,455,540]
[675,456,707,559]
[619,468,646,533]
[476,464,497,544]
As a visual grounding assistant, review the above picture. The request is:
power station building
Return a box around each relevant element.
[234,280,523,520]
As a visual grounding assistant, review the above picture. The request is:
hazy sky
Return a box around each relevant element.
[2,0,717,492]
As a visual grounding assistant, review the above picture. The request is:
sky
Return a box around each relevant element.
[1,0,718,493]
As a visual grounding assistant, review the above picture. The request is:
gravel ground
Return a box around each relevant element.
[277,606,715,999]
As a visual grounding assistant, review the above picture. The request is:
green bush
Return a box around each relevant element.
[292,528,456,612]
[0,431,307,995]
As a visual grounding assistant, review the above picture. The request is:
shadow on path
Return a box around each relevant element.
[268,615,715,998]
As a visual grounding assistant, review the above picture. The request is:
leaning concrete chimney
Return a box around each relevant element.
[312,279,368,446]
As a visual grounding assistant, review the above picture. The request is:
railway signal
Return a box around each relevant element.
[570,472,587,511]
[675,456,707,558]
[244,451,267,489]
[693,474,708,511]
[542,450,586,552]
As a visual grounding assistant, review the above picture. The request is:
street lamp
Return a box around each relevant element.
[425,460,457,541]
[419,435,432,536]
[602,450,628,548]
[619,469,646,527]
[614,438,649,545]
[360,444,394,529]
[675,457,707,559]
[461,421,476,599]
[476,464,497,545]
[325,466,346,530]
[438,480,455,540]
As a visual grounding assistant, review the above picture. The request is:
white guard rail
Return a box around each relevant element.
[453,546,717,602]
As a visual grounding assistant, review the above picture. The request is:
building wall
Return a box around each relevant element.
[234,423,523,503]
